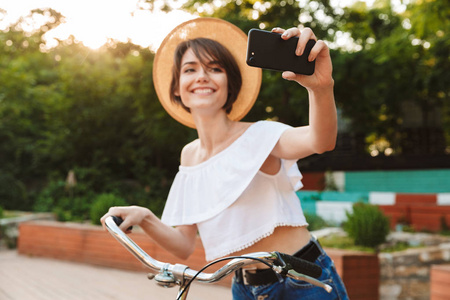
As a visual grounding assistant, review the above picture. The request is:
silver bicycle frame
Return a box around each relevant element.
[104,216,332,299]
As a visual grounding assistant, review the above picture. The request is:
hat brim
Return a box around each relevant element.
[153,18,262,128]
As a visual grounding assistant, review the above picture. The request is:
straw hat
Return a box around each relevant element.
[153,18,262,128]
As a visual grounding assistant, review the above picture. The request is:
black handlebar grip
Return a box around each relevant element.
[111,216,133,231]
[276,252,322,279]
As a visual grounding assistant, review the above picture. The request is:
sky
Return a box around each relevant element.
[0,0,195,49]
[0,0,403,51]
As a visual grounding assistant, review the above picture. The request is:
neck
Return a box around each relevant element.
[195,115,236,157]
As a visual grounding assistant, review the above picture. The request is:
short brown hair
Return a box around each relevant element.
[169,38,242,114]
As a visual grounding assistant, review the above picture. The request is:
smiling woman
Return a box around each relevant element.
[0,0,194,50]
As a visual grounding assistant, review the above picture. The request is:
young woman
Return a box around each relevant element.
[101,18,348,299]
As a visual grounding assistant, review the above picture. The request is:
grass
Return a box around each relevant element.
[318,231,431,253]
[319,234,376,253]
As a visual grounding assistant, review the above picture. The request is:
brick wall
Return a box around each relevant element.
[17,221,210,276]
[18,221,379,298]
[431,264,450,300]
[372,193,450,231]
[327,248,379,300]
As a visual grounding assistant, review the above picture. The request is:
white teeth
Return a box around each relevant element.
[193,88,214,94]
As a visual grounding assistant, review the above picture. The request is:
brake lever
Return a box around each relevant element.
[271,252,332,293]
[272,251,322,278]
[286,269,333,293]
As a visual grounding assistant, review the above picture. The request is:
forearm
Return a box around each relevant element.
[139,211,197,260]
[101,206,197,260]
[272,83,337,160]
[307,82,337,153]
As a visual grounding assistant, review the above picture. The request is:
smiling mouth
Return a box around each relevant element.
[192,88,214,94]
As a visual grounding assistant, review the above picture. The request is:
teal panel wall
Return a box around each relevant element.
[296,191,369,215]
[345,169,450,193]
[296,191,319,215]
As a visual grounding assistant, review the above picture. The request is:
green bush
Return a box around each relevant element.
[0,206,3,218]
[304,213,329,231]
[0,172,29,210]
[90,193,127,225]
[33,172,97,221]
[343,202,390,248]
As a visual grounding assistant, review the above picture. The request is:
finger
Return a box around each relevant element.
[100,213,111,230]
[271,27,285,34]
[100,207,122,230]
[282,71,298,81]
[296,27,316,56]
[280,27,301,40]
[308,40,328,62]
[120,219,134,233]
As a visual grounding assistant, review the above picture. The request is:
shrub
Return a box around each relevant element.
[90,193,127,225]
[343,202,390,248]
[0,172,29,210]
[34,174,97,221]
[304,213,329,231]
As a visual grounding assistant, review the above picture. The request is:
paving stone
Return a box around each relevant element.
[0,250,231,300]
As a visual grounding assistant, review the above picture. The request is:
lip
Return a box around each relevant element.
[191,87,215,95]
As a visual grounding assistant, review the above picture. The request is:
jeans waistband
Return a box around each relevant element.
[235,235,323,286]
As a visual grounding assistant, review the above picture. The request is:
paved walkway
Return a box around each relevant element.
[0,250,231,300]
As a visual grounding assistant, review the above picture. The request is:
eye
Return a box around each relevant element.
[209,66,223,73]
[183,68,195,73]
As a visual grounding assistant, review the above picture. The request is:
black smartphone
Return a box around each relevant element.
[246,29,316,75]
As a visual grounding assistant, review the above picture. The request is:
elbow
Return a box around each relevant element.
[175,248,194,261]
[173,242,196,260]
[314,138,337,154]
[325,139,337,152]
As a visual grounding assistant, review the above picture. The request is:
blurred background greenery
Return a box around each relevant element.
[0,0,448,222]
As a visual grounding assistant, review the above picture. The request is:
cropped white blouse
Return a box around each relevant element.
[161,120,308,261]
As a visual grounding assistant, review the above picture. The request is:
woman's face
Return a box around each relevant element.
[175,48,229,116]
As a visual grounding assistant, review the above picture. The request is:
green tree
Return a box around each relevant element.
[0,8,193,214]
[334,0,449,154]
[1,0,448,217]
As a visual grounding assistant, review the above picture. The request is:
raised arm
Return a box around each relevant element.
[270,26,337,161]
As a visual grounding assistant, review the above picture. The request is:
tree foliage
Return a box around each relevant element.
[0,8,195,214]
[334,0,449,154]
[0,1,448,216]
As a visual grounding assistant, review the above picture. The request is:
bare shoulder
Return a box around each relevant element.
[180,139,200,166]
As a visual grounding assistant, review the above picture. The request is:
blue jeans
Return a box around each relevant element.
[232,238,349,300]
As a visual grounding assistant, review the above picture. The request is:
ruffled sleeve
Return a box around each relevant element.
[161,120,300,226]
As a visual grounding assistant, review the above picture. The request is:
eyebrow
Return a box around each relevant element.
[182,61,198,67]
[182,60,221,67]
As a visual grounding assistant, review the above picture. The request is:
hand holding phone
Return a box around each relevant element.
[246,29,316,75]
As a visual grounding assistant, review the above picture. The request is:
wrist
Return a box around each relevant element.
[307,80,334,99]
[131,206,154,227]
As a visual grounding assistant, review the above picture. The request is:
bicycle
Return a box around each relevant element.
[104,216,333,300]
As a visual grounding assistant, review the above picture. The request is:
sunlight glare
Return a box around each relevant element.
[0,0,194,50]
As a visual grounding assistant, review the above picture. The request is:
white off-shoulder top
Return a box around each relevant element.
[161,120,308,261]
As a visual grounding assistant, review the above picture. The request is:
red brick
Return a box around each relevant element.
[431,265,450,300]
[301,172,326,190]
[396,194,437,205]
[19,222,380,296]
[327,249,379,300]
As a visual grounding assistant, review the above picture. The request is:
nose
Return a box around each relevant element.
[196,67,210,82]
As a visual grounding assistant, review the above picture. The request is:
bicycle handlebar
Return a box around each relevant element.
[104,216,332,298]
